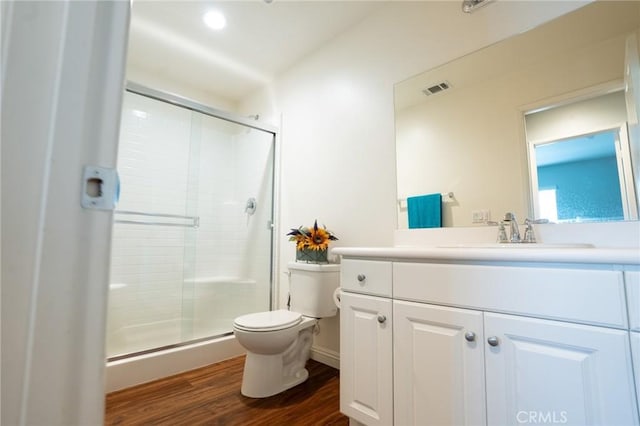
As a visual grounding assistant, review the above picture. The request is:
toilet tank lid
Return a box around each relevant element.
[287,262,340,272]
[234,309,302,331]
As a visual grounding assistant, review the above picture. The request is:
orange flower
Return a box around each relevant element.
[308,226,330,250]
[287,220,338,251]
[293,234,307,250]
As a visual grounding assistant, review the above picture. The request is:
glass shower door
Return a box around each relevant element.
[106,90,275,359]
[182,109,275,342]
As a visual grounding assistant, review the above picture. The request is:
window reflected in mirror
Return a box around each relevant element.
[526,91,638,223]
[535,130,624,222]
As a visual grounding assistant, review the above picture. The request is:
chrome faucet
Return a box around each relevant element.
[499,214,549,243]
[503,212,520,243]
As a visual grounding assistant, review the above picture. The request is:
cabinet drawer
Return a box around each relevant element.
[341,259,392,297]
[626,271,640,332]
[393,262,627,328]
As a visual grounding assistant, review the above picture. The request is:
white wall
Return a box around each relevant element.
[526,91,628,144]
[126,66,238,113]
[239,1,590,357]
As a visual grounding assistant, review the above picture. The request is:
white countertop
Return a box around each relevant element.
[332,246,640,265]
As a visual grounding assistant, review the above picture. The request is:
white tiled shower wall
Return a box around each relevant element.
[107,92,273,357]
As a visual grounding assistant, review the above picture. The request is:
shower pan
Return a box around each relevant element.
[106,84,277,360]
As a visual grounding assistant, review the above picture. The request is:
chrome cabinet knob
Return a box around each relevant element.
[487,336,500,347]
[357,274,366,282]
[377,315,386,324]
[464,331,476,342]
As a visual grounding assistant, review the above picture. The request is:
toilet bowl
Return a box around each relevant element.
[232,263,340,398]
[233,310,317,398]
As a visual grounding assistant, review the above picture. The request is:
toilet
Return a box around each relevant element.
[233,262,340,398]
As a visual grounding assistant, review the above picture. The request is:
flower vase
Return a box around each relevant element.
[296,248,328,263]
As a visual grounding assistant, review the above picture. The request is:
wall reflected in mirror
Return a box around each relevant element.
[394,1,640,228]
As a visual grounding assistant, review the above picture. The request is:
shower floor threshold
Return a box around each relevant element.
[105,332,245,392]
[107,331,234,362]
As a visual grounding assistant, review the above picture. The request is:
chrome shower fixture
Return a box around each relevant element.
[245,197,257,215]
[462,0,494,13]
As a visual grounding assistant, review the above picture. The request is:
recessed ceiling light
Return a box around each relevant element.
[203,10,226,31]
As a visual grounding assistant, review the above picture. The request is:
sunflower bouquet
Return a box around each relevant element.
[287,220,338,263]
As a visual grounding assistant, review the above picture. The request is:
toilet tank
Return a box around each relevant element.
[288,262,340,318]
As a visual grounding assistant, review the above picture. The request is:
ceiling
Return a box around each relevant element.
[127,1,383,104]
[536,131,618,167]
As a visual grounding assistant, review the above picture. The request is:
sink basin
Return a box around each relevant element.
[438,243,594,249]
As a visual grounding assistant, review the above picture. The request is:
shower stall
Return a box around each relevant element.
[106,84,276,362]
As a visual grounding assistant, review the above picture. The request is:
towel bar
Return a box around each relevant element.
[114,210,200,228]
[397,192,454,209]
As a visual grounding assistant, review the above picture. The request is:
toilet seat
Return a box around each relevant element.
[233,309,302,332]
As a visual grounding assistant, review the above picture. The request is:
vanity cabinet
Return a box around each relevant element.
[340,258,393,426]
[394,301,636,426]
[340,258,640,426]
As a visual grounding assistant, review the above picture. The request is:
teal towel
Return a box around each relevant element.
[407,194,442,229]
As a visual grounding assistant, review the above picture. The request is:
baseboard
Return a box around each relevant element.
[310,346,340,369]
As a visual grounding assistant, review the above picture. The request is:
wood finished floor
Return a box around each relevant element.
[105,356,348,426]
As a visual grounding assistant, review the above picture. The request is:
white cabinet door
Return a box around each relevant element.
[340,292,393,426]
[484,313,639,426]
[393,301,486,426]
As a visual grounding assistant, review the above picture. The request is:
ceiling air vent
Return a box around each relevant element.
[422,81,452,96]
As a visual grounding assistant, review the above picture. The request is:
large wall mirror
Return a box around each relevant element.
[394,1,640,228]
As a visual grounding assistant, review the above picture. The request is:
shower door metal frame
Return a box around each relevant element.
[108,82,280,361]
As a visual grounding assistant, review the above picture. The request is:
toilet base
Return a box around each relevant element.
[240,353,310,398]
[236,316,316,398]
[284,366,309,392]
